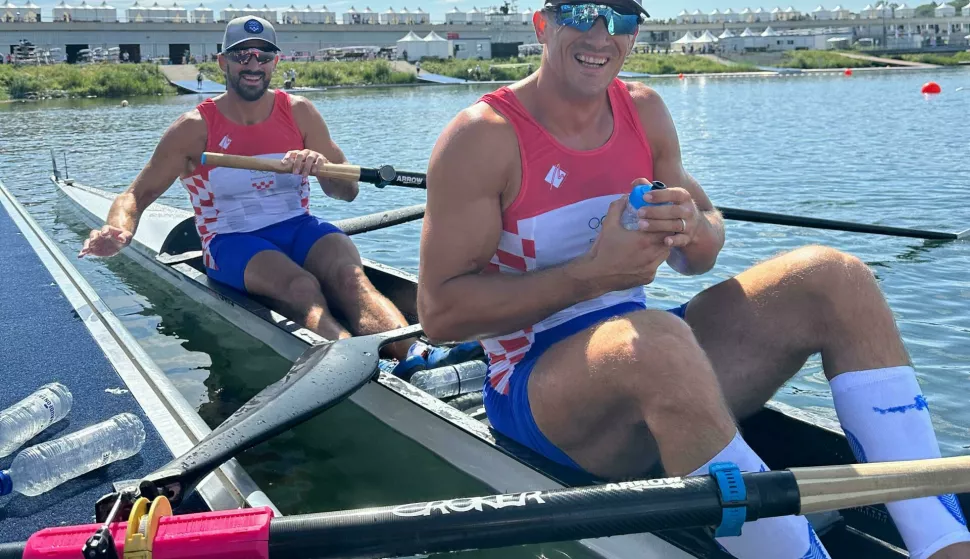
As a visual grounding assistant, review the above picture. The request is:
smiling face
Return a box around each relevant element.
[218,39,279,102]
[534,4,639,99]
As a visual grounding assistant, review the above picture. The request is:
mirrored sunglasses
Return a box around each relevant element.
[225,48,277,65]
[546,3,641,35]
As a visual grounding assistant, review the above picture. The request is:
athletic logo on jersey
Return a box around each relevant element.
[250,170,274,190]
[544,164,567,188]
[218,135,232,150]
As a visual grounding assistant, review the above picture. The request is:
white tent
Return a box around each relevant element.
[396,30,426,60]
[770,6,783,20]
[423,31,450,57]
[812,5,831,19]
[191,1,212,22]
[761,25,779,36]
[170,1,188,22]
[690,8,706,22]
[398,5,413,23]
[342,5,358,23]
[97,0,116,20]
[361,5,377,23]
[675,8,688,23]
[830,4,852,19]
[22,0,39,20]
[74,0,97,21]
[718,28,736,38]
[739,7,753,21]
[722,8,737,22]
[1,0,16,21]
[380,6,397,23]
[672,31,697,45]
[708,8,721,22]
[413,6,428,23]
[445,6,465,23]
[467,5,484,23]
[694,30,719,43]
[316,5,334,23]
[895,3,914,17]
[739,27,757,36]
[753,7,768,20]
[784,6,799,19]
[935,2,956,17]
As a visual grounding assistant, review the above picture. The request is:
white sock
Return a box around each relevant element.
[688,431,832,559]
[831,365,970,559]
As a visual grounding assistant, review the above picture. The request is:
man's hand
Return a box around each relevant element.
[574,195,671,296]
[282,148,359,202]
[78,225,133,258]
[630,181,701,248]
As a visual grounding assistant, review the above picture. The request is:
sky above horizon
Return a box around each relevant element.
[13,1,889,22]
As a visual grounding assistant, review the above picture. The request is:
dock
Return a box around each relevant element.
[0,179,276,543]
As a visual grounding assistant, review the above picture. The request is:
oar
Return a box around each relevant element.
[93,323,424,522]
[8,456,970,559]
[719,206,969,241]
[202,153,969,241]
[200,152,427,189]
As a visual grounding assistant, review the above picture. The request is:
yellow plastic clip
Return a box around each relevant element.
[124,495,172,559]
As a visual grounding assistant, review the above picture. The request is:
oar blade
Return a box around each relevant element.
[116,324,421,518]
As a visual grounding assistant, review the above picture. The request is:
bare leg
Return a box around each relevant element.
[303,233,414,360]
[527,309,737,478]
[683,245,909,419]
[243,249,351,341]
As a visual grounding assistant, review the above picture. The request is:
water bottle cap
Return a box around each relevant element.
[0,470,11,496]
[628,184,653,210]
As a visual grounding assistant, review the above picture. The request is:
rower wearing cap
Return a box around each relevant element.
[79,16,435,365]
[417,1,970,557]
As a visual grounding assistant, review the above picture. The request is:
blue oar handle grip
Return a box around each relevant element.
[709,461,747,537]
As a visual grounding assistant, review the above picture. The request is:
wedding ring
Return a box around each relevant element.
[679,218,686,233]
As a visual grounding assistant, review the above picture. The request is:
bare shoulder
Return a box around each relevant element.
[429,100,517,192]
[161,107,207,155]
[288,93,321,118]
[622,80,671,120]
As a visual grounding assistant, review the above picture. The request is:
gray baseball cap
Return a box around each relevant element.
[222,16,280,52]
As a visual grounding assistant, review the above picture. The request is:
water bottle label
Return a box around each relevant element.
[39,394,55,424]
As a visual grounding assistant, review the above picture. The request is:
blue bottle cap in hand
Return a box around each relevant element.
[628,184,653,209]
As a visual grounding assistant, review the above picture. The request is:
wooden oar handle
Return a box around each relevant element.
[201,152,362,182]
[794,454,970,514]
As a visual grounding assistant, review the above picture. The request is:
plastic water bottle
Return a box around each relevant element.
[0,382,73,458]
[0,413,146,497]
[621,181,669,231]
[410,361,488,399]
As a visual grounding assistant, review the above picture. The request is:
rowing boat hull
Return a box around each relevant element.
[49,176,970,558]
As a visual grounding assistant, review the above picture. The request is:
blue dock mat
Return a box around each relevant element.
[0,201,176,542]
[171,79,226,94]
[416,72,468,84]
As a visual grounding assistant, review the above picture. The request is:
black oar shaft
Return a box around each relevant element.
[719,207,958,240]
[268,472,800,559]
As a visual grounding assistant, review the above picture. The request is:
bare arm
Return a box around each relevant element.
[80,111,204,257]
[630,82,724,275]
[291,96,358,202]
[417,105,668,343]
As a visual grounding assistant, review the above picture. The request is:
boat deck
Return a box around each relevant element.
[0,181,255,543]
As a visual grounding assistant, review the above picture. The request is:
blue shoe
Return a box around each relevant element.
[426,341,484,368]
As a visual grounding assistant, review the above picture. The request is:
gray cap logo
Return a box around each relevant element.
[222,15,280,52]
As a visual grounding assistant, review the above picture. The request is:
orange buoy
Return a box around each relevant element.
[844,68,852,76]
[678,73,684,79]
[921,81,941,94]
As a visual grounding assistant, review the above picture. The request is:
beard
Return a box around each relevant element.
[227,69,270,101]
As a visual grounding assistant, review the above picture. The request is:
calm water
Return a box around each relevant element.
[2,68,969,556]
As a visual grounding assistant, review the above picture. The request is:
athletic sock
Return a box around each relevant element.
[831,365,970,559]
[688,430,832,559]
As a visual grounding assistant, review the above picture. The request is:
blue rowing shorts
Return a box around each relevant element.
[205,213,343,292]
[483,300,690,471]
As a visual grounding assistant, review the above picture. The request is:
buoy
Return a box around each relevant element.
[921,81,941,94]
[844,68,852,76]
[678,73,684,80]
[120,100,129,107]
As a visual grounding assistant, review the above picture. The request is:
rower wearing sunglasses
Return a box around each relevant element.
[418,2,970,559]
[78,16,431,365]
